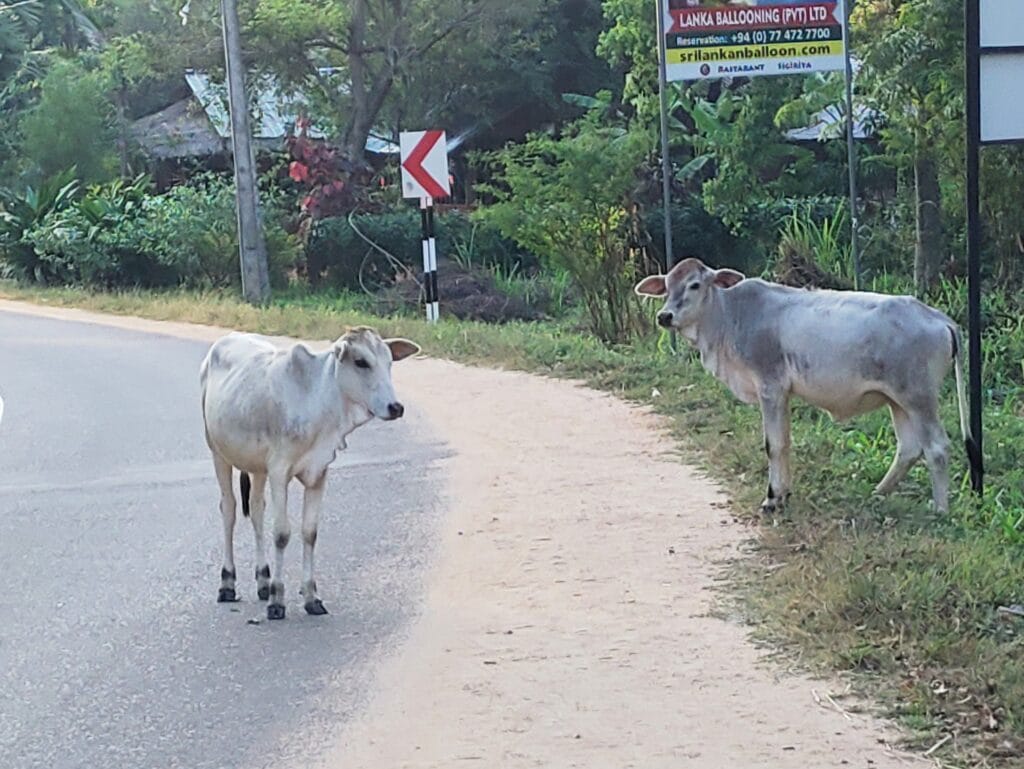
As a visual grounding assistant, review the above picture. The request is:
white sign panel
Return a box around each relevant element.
[399,130,450,200]
[980,0,1024,48]
[979,0,1024,143]
[980,53,1024,142]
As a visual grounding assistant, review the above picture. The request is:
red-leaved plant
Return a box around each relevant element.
[285,117,372,225]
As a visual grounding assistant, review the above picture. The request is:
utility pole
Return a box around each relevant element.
[221,0,270,304]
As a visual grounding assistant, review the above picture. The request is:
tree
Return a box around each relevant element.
[696,78,843,236]
[381,0,611,153]
[597,0,658,121]
[1,0,105,174]
[0,0,102,52]
[854,0,963,294]
[243,0,547,162]
[19,57,118,182]
[481,104,654,343]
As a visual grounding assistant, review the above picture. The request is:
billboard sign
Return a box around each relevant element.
[665,0,847,81]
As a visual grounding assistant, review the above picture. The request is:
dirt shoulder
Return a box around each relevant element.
[321,359,917,769]
[1,300,917,768]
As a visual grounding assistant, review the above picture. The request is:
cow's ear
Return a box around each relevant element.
[634,275,668,298]
[712,269,745,289]
[386,338,421,362]
[332,340,348,361]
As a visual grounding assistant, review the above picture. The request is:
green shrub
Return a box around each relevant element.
[479,108,654,343]
[27,208,158,286]
[135,178,294,289]
[643,202,759,274]
[21,174,296,288]
[754,196,850,259]
[24,174,168,286]
[0,168,80,281]
[305,208,535,291]
[306,210,417,291]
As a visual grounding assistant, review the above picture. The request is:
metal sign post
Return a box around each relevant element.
[656,0,675,272]
[963,0,1024,493]
[420,197,439,323]
[656,0,678,351]
[965,0,983,494]
[400,130,450,323]
[840,0,861,290]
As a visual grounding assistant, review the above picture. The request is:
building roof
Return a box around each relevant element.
[784,103,879,142]
[130,70,400,159]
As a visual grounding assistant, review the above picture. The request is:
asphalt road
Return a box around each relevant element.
[0,309,447,769]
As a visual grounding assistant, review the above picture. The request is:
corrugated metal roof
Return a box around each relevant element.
[183,69,399,154]
[784,103,879,142]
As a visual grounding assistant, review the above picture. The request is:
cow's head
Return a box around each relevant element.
[634,257,745,331]
[332,327,420,420]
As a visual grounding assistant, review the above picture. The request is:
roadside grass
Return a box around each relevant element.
[3,282,1023,767]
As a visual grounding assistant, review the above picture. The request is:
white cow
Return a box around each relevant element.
[200,326,420,620]
[636,258,977,514]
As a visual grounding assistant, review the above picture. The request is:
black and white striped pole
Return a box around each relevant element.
[420,196,439,323]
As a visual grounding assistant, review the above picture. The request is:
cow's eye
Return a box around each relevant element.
[354,358,371,370]
[688,281,700,291]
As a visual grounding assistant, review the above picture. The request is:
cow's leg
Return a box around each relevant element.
[300,472,328,616]
[918,416,951,513]
[247,472,271,601]
[213,455,239,603]
[875,405,923,495]
[759,389,792,515]
[266,470,290,620]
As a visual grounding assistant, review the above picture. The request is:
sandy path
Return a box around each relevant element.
[325,363,918,769]
[1,301,915,768]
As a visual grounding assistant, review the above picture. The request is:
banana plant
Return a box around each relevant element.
[0,0,102,56]
[669,88,739,185]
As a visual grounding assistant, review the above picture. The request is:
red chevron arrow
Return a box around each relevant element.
[402,130,448,199]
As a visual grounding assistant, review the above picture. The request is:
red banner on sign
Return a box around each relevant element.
[670,2,840,34]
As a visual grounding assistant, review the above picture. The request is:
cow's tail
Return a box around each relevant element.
[239,472,251,517]
[950,326,982,489]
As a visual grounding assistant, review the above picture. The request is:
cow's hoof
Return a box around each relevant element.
[759,490,790,515]
[304,599,328,616]
[267,604,286,620]
[217,588,238,603]
[257,585,270,601]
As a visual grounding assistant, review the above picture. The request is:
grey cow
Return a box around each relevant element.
[635,258,977,514]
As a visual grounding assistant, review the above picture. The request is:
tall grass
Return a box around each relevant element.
[775,201,853,281]
[449,220,576,318]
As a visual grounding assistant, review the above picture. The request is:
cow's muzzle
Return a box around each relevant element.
[656,311,674,329]
[384,402,405,420]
